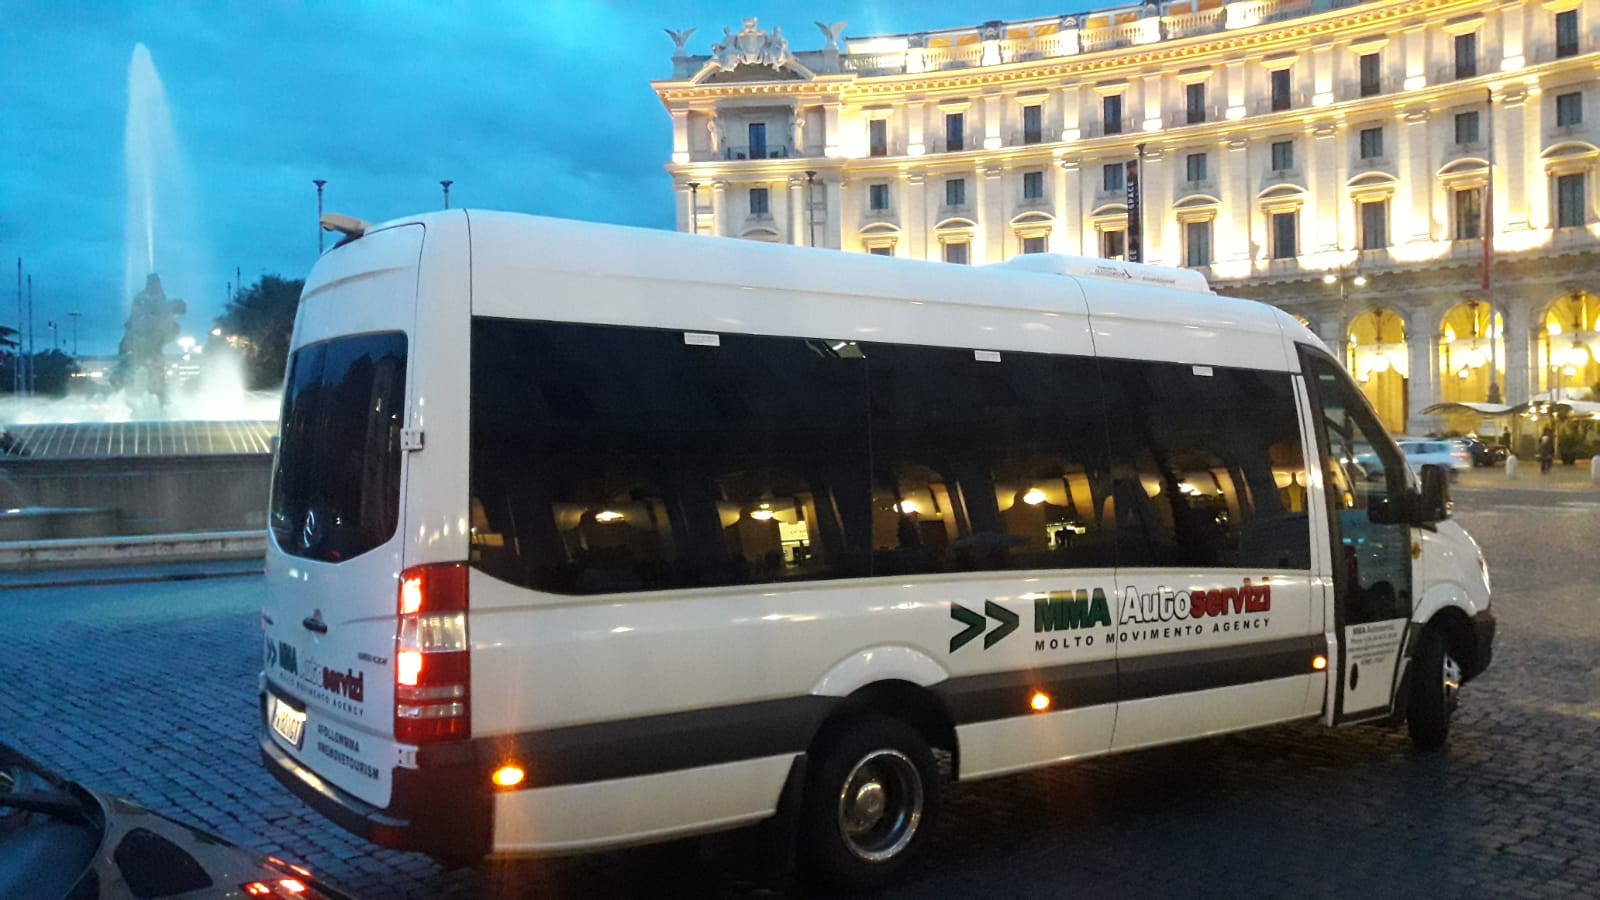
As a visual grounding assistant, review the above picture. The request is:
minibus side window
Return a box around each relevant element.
[469,319,870,594]
[862,343,1116,574]
[1095,359,1311,571]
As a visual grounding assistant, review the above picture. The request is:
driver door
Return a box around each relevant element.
[1301,351,1414,723]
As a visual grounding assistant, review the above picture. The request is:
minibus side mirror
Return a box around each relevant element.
[1415,464,1452,523]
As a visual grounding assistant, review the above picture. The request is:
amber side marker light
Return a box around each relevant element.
[1313,655,1329,671]
[1030,691,1052,712]
[493,764,526,788]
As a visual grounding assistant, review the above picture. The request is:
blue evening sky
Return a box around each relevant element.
[0,1,1058,357]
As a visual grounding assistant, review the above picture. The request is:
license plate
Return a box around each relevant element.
[269,696,307,750]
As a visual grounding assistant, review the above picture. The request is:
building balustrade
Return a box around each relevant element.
[1251,91,1313,114]
[1167,105,1228,126]
[825,0,1367,77]
[709,143,798,162]
[1434,60,1497,83]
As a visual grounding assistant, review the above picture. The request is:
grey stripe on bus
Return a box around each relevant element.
[449,635,1326,790]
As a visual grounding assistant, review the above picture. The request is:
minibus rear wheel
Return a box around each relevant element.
[1407,627,1460,751]
[799,714,939,892]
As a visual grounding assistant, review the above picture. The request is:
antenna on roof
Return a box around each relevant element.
[319,214,370,247]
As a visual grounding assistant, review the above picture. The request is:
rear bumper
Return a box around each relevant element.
[259,706,491,862]
[1465,608,1496,682]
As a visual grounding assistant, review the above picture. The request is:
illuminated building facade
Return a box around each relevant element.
[653,0,1600,435]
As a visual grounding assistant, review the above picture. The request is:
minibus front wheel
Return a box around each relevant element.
[799,714,940,892]
[1407,627,1461,751]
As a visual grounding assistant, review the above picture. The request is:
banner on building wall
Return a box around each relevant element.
[1125,155,1143,263]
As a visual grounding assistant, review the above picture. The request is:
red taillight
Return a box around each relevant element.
[395,563,470,743]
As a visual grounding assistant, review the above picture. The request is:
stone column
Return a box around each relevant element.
[1309,123,1338,254]
[1057,159,1081,253]
[1059,85,1081,141]
[788,175,807,245]
[710,180,728,238]
[979,165,1005,263]
[1333,121,1352,251]
[1521,86,1546,229]
[907,99,927,156]
[1224,60,1247,119]
[1223,137,1250,266]
[1503,300,1534,404]
[1409,327,1438,433]
[827,175,845,250]
[823,103,842,157]
[670,109,691,163]
[983,92,1003,150]
[904,171,927,259]
[1140,148,1171,265]
[1497,85,1530,230]
[1397,109,1431,243]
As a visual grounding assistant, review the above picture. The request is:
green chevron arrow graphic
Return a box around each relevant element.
[950,601,1020,652]
[949,603,985,653]
[984,600,1019,649]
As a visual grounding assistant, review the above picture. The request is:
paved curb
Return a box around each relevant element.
[0,530,266,575]
[0,561,264,591]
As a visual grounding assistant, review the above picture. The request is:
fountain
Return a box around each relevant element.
[0,44,279,546]
[0,43,275,425]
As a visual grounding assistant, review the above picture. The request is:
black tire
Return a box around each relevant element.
[799,715,939,893]
[1407,628,1460,751]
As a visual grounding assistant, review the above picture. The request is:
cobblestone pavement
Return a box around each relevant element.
[3,477,1597,899]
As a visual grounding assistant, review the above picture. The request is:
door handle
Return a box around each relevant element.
[302,617,328,634]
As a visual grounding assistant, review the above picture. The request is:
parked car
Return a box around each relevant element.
[1454,437,1509,467]
[0,742,354,900]
[1397,439,1472,478]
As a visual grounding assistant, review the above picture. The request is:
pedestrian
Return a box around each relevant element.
[1500,426,1512,449]
[1537,428,1555,474]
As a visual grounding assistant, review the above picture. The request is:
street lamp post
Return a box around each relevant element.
[805,171,818,247]
[313,179,327,252]
[687,182,700,235]
[441,180,454,209]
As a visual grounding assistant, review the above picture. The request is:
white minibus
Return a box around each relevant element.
[260,210,1495,890]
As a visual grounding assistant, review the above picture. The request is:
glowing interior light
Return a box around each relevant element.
[397,650,423,686]
[750,508,775,521]
[1022,488,1047,505]
[1030,691,1052,711]
[1313,655,1328,671]
[400,576,423,616]
[897,499,920,515]
[595,510,625,523]
[493,765,526,788]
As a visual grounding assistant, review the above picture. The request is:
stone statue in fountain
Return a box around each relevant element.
[113,273,187,418]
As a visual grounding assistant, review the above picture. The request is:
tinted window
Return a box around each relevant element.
[270,332,407,562]
[470,320,870,594]
[864,343,1114,575]
[1097,360,1311,570]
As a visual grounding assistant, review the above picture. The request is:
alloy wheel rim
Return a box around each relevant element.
[1442,652,1462,714]
[836,748,924,862]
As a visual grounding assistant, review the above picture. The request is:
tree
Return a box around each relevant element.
[214,274,303,391]
[0,325,16,395]
[28,349,79,396]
